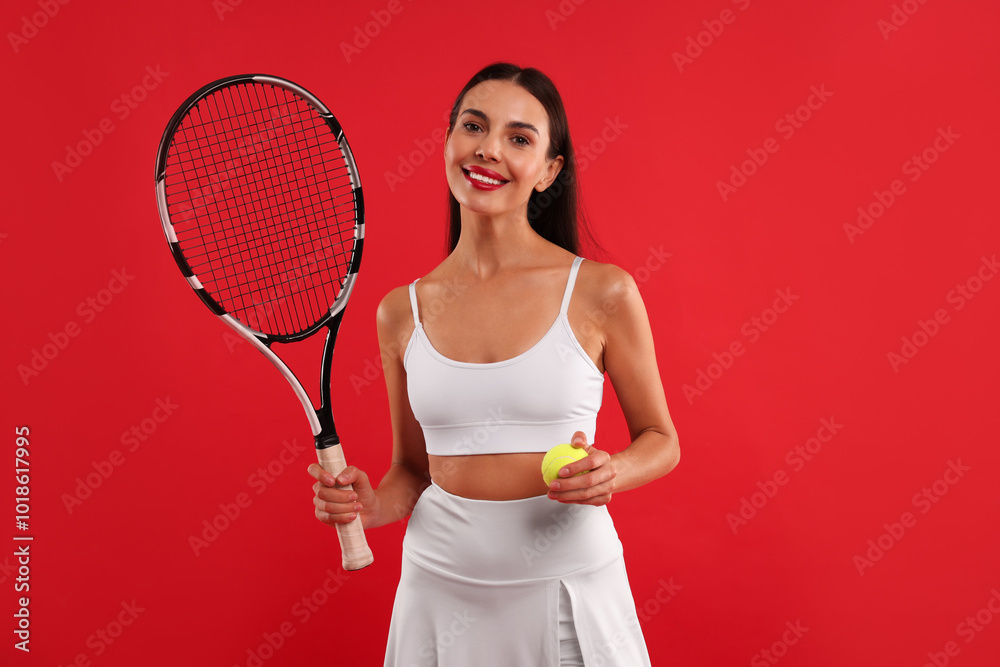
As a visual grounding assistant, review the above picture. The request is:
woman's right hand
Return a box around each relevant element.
[308,464,379,529]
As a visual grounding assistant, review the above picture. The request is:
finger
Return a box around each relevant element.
[570,431,588,448]
[558,454,596,478]
[308,463,339,487]
[550,465,615,493]
[314,494,363,519]
[314,506,360,525]
[549,478,616,504]
[558,493,613,506]
[325,465,359,488]
[558,448,611,478]
[314,484,358,504]
[340,467,372,491]
[314,493,361,513]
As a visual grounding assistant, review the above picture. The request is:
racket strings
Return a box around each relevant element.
[205,85,342,331]
[171,83,352,329]
[183,88,341,270]
[163,82,358,337]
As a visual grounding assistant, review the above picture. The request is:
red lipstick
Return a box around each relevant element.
[462,165,509,191]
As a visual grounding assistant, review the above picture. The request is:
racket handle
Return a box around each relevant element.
[316,444,374,571]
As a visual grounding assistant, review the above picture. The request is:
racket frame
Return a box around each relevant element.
[155,73,372,570]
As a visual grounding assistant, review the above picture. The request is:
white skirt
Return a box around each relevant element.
[384,482,651,666]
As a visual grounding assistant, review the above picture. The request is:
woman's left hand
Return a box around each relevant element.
[547,431,617,506]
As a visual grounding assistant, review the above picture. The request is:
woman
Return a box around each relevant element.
[309,63,680,666]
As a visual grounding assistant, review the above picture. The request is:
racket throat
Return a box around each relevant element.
[315,315,343,451]
[315,415,340,450]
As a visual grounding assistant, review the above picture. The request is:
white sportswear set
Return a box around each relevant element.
[383,256,651,666]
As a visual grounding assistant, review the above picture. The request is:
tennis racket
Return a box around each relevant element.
[154,74,373,570]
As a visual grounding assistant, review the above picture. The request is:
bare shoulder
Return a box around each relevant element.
[376,284,416,354]
[576,258,642,313]
[376,284,411,326]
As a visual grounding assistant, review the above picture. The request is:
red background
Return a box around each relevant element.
[3,0,999,665]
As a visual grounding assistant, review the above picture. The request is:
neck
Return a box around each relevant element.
[451,207,544,279]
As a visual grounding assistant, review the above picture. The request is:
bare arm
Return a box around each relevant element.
[549,265,680,504]
[366,286,431,526]
[603,268,680,491]
[309,286,430,529]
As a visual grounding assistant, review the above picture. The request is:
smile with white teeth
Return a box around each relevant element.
[465,169,507,185]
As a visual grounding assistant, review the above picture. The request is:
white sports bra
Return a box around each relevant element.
[403,256,605,456]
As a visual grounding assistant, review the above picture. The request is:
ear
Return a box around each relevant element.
[535,155,565,193]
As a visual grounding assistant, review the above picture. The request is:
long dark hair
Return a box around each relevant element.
[444,63,603,259]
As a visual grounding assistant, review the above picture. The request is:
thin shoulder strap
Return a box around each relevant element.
[559,257,585,314]
[408,279,421,326]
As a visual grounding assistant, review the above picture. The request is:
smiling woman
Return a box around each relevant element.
[444,63,589,257]
[308,62,680,666]
[446,78,563,221]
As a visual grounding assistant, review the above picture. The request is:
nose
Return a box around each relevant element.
[475,131,502,162]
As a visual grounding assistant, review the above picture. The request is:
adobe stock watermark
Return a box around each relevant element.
[431,408,510,491]
[213,0,245,20]
[636,577,682,624]
[877,0,932,40]
[167,96,294,231]
[544,0,588,30]
[188,438,309,556]
[52,65,169,182]
[448,408,507,456]
[7,0,71,54]
[717,84,833,201]
[682,288,799,404]
[61,397,180,514]
[56,600,145,666]
[382,77,511,192]
[852,459,970,576]
[726,417,844,534]
[576,117,628,173]
[887,254,997,372]
[383,109,627,194]
[339,0,414,63]
[672,0,752,73]
[592,620,644,665]
[500,116,624,230]
[549,244,671,366]
[921,588,1000,667]
[233,568,351,667]
[524,113,628,218]
[383,120,450,193]
[221,238,356,353]
[351,242,664,396]
[413,609,478,665]
[630,245,672,288]
[0,555,19,586]
[17,268,136,386]
[383,483,428,533]
[348,275,470,394]
[521,503,589,566]
[843,126,960,243]
[750,620,809,666]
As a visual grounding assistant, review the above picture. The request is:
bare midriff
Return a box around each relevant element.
[429,453,550,500]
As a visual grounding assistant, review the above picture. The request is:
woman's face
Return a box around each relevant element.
[444,80,564,220]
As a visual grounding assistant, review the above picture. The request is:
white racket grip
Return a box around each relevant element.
[317,444,374,571]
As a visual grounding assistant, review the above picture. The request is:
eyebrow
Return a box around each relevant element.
[460,108,540,136]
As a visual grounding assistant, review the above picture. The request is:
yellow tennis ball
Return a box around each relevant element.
[541,443,589,486]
